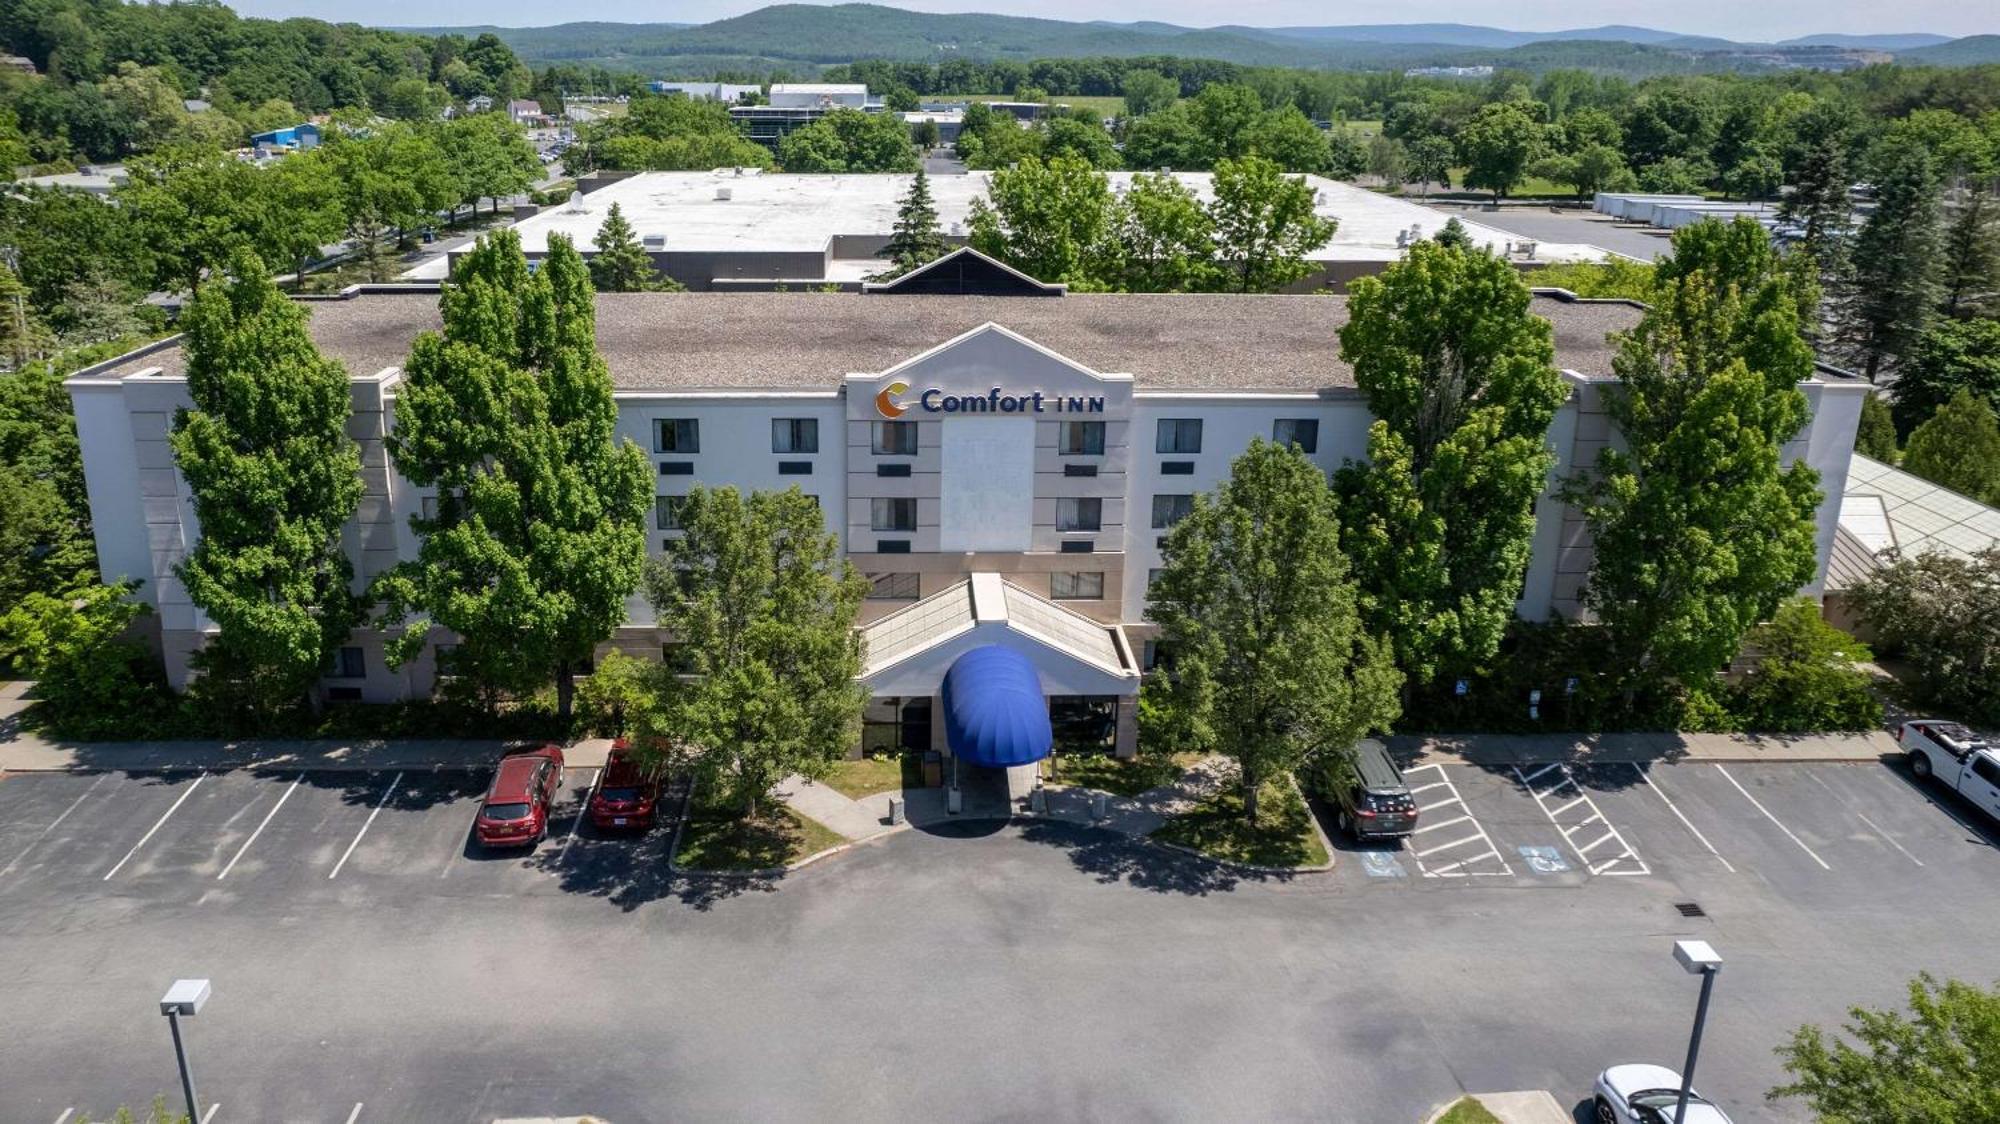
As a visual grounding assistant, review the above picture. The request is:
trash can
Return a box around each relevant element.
[1091,792,1108,821]
[922,751,943,789]
[1029,785,1047,814]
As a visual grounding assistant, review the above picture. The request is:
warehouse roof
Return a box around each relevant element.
[86,289,1644,393]
[1828,454,2000,589]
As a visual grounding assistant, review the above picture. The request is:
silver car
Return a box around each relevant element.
[1592,1064,1732,1124]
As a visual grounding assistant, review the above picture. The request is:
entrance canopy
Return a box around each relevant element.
[941,645,1054,767]
[859,573,1141,700]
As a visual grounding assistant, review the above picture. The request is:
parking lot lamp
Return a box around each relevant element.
[159,978,211,1122]
[1671,940,1722,1124]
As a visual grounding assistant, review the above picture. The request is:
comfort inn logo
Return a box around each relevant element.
[875,380,911,419]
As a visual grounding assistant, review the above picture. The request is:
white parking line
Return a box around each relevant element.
[1715,764,1832,871]
[329,773,401,881]
[1399,764,1512,878]
[442,800,488,877]
[553,768,602,869]
[1,774,108,877]
[1630,764,1735,874]
[200,1104,219,1123]
[1514,764,1649,876]
[1855,811,1926,867]
[51,1109,74,1124]
[344,1105,364,1124]
[103,772,207,881]
[217,773,302,880]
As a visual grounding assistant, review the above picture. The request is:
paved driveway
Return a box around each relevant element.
[3,759,1999,1122]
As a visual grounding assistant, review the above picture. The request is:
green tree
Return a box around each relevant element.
[1772,974,2000,1123]
[1243,107,1332,174]
[1336,240,1566,686]
[0,263,54,368]
[0,581,167,737]
[1854,391,1899,463]
[375,231,652,718]
[260,147,348,287]
[777,107,916,173]
[1207,155,1336,294]
[1564,217,1823,692]
[587,201,667,292]
[116,146,286,294]
[1534,143,1632,203]
[1122,69,1178,118]
[968,155,1122,287]
[1040,115,1120,170]
[637,486,867,816]
[1780,129,1853,303]
[1116,171,1218,293]
[1891,318,2000,437]
[1849,548,2000,725]
[1406,135,1455,198]
[325,124,457,281]
[1457,102,1545,203]
[170,250,364,716]
[1141,439,1401,822]
[1729,598,1880,731]
[441,112,540,220]
[1939,176,1999,318]
[875,169,948,280]
[1900,389,2000,505]
[1433,216,1473,249]
[1842,136,1942,382]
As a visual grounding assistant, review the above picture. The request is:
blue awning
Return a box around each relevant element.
[941,645,1053,768]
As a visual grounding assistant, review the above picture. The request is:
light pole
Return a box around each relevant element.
[1671,940,1722,1124]
[158,979,211,1123]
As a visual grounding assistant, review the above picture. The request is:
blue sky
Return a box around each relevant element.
[230,0,1991,42]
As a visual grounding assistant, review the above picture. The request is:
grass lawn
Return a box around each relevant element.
[1043,751,1202,798]
[1435,1097,1504,1124]
[1152,777,1330,869]
[819,752,923,800]
[675,800,845,871]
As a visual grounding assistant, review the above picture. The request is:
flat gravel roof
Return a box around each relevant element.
[92,289,1644,394]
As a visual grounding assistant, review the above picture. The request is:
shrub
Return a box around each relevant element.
[1849,547,2000,725]
[1728,599,1881,731]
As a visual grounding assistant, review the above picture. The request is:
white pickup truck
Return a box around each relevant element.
[1900,720,2000,821]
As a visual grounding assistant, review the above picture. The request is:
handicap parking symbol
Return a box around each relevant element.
[1517,845,1571,874]
[1360,850,1407,878]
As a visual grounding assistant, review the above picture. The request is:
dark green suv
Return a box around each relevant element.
[1326,739,1419,841]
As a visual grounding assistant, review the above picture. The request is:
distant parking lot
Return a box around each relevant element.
[4,756,2000,1122]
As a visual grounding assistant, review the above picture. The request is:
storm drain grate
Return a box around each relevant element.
[1675,901,1707,918]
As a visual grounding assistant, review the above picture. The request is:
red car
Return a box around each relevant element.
[474,744,566,848]
[589,741,662,832]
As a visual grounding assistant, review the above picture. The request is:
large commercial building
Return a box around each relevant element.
[420,169,1619,290]
[68,251,1866,759]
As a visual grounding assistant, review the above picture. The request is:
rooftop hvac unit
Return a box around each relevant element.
[642,234,666,251]
[563,190,587,213]
[950,222,964,236]
[715,186,732,201]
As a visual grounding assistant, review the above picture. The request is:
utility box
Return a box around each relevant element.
[947,787,963,815]
[1029,786,1047,814]
[888,796,906,825]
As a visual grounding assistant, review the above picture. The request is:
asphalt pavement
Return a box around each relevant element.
[3,757,2000,1122]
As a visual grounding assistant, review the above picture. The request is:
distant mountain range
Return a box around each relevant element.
[402,4,1998,76]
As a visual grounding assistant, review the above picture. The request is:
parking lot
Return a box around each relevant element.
[4,755,2000,1122]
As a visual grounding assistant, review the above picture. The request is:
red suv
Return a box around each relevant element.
[474,745,566,848]
[589,741,662,832]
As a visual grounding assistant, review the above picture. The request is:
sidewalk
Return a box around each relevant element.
[1394,729,1899,768]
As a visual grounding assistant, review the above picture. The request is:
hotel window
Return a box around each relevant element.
[867,572,921,601]
[1056,496,1101,532]
[1152,494,1193,528]
[772,418,819,454]
[420,494,438,521]
[654,418,699,454]
[1051,571,1104,600]
[1156,418,1202,454]
[1058,420,1105,455]
[871,497,917,532]
[872,420,918,456]
[1148,568,1164,588]
[655,495,685,531]
[328,646,365,679]
[1272,418,1319,454]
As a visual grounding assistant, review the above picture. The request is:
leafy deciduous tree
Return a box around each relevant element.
[1207,154,1336,293]
[376,231,652,718]
[1140,439,1402,822]
[1850,548,2000,725]
[171,250,364,715]
[1729,598,1880,731]
[1457,102,1545,203]
[1772,974,2000,1124]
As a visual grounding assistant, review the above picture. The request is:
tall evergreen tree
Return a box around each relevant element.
[1141,440,1401,823]
[1336,239,1568,686]
[875,169,948,280]
[0,263,54,369]
[1842,138,1942,382]
[638,486,868,816]
[1939,176,2000,319]
[1900,390,2000,506]
[588,201,674,292]
[1564,217,1823,692]
[376,231,652,718]
[170,249,363,715]
[1779,132,1852,329]
[1891,318,2000,437]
